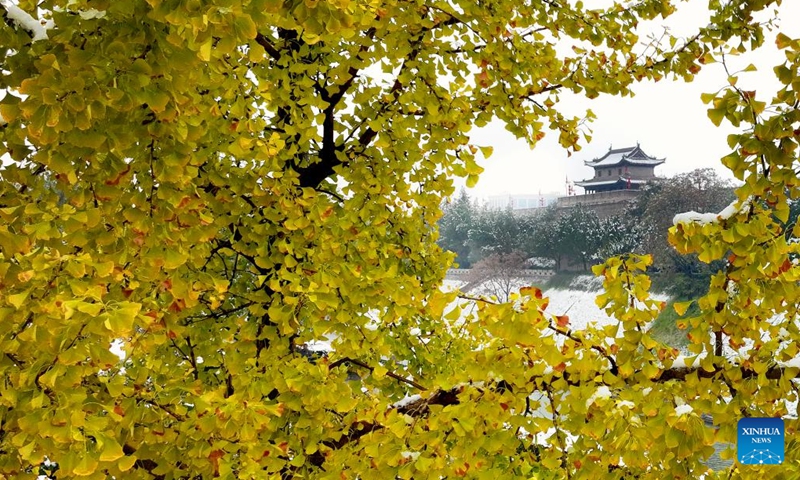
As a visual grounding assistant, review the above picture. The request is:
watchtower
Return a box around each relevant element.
[575,144,664,194]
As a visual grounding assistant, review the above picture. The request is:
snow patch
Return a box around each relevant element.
[401,451,420,461]
[0,0,49,41]
[672,211,718,226]
[781,357,800,369]
[586,385,612,408]
[393,394,422,408]
[785,398,798,420]
[673,197,751,226]
[674,404,694,416]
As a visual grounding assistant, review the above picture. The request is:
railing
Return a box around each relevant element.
[446,268,556,279]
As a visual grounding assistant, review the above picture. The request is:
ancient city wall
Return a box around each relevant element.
[555,189,641,219]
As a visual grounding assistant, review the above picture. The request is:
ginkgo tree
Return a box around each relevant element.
[1,0,799,478]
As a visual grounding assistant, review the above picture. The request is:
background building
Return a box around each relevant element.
[486,193,560,211]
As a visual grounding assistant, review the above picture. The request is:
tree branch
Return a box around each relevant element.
[545,383,572,480]
[290,15,462,189]
[547,323,619,375]
[142,399,187,422]
[254,32,282,61]
[329,357,426,391]
[296,100,342,188]
[328,27,378,108]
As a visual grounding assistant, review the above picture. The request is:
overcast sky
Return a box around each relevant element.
[463,1,800,200]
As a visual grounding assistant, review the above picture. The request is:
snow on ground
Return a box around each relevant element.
[542,276,669,330]
[543,288,615,330]
[447,274,671,331]
[461,274,668,330]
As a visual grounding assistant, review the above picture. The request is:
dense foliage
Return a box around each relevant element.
[1,0,799,479]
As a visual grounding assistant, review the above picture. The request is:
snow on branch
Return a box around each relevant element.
[0,0,49,42]
[672,196,752,226]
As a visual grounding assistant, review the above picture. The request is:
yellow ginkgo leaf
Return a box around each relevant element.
[99,436,125,462]
[673,301,693,317]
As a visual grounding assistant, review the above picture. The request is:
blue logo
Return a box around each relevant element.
[737,418,784,465]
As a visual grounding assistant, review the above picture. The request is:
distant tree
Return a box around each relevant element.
[465,251,528,302]
[467,205,520,263]
[464,176,729,276]
[634,168,735,269]
[630,168,735,296]
[515,210,545,258]
[555,204,603,271]
[593,213,645,262]
[524,204,611,272]
[437,189,475,267]
[528,206,565,270]
[521,204,602,272]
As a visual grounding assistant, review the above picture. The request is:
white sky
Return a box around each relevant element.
[464,1,800,199]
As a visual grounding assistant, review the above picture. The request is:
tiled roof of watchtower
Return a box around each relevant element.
[574,177,648,188]
[584,145,665,168]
